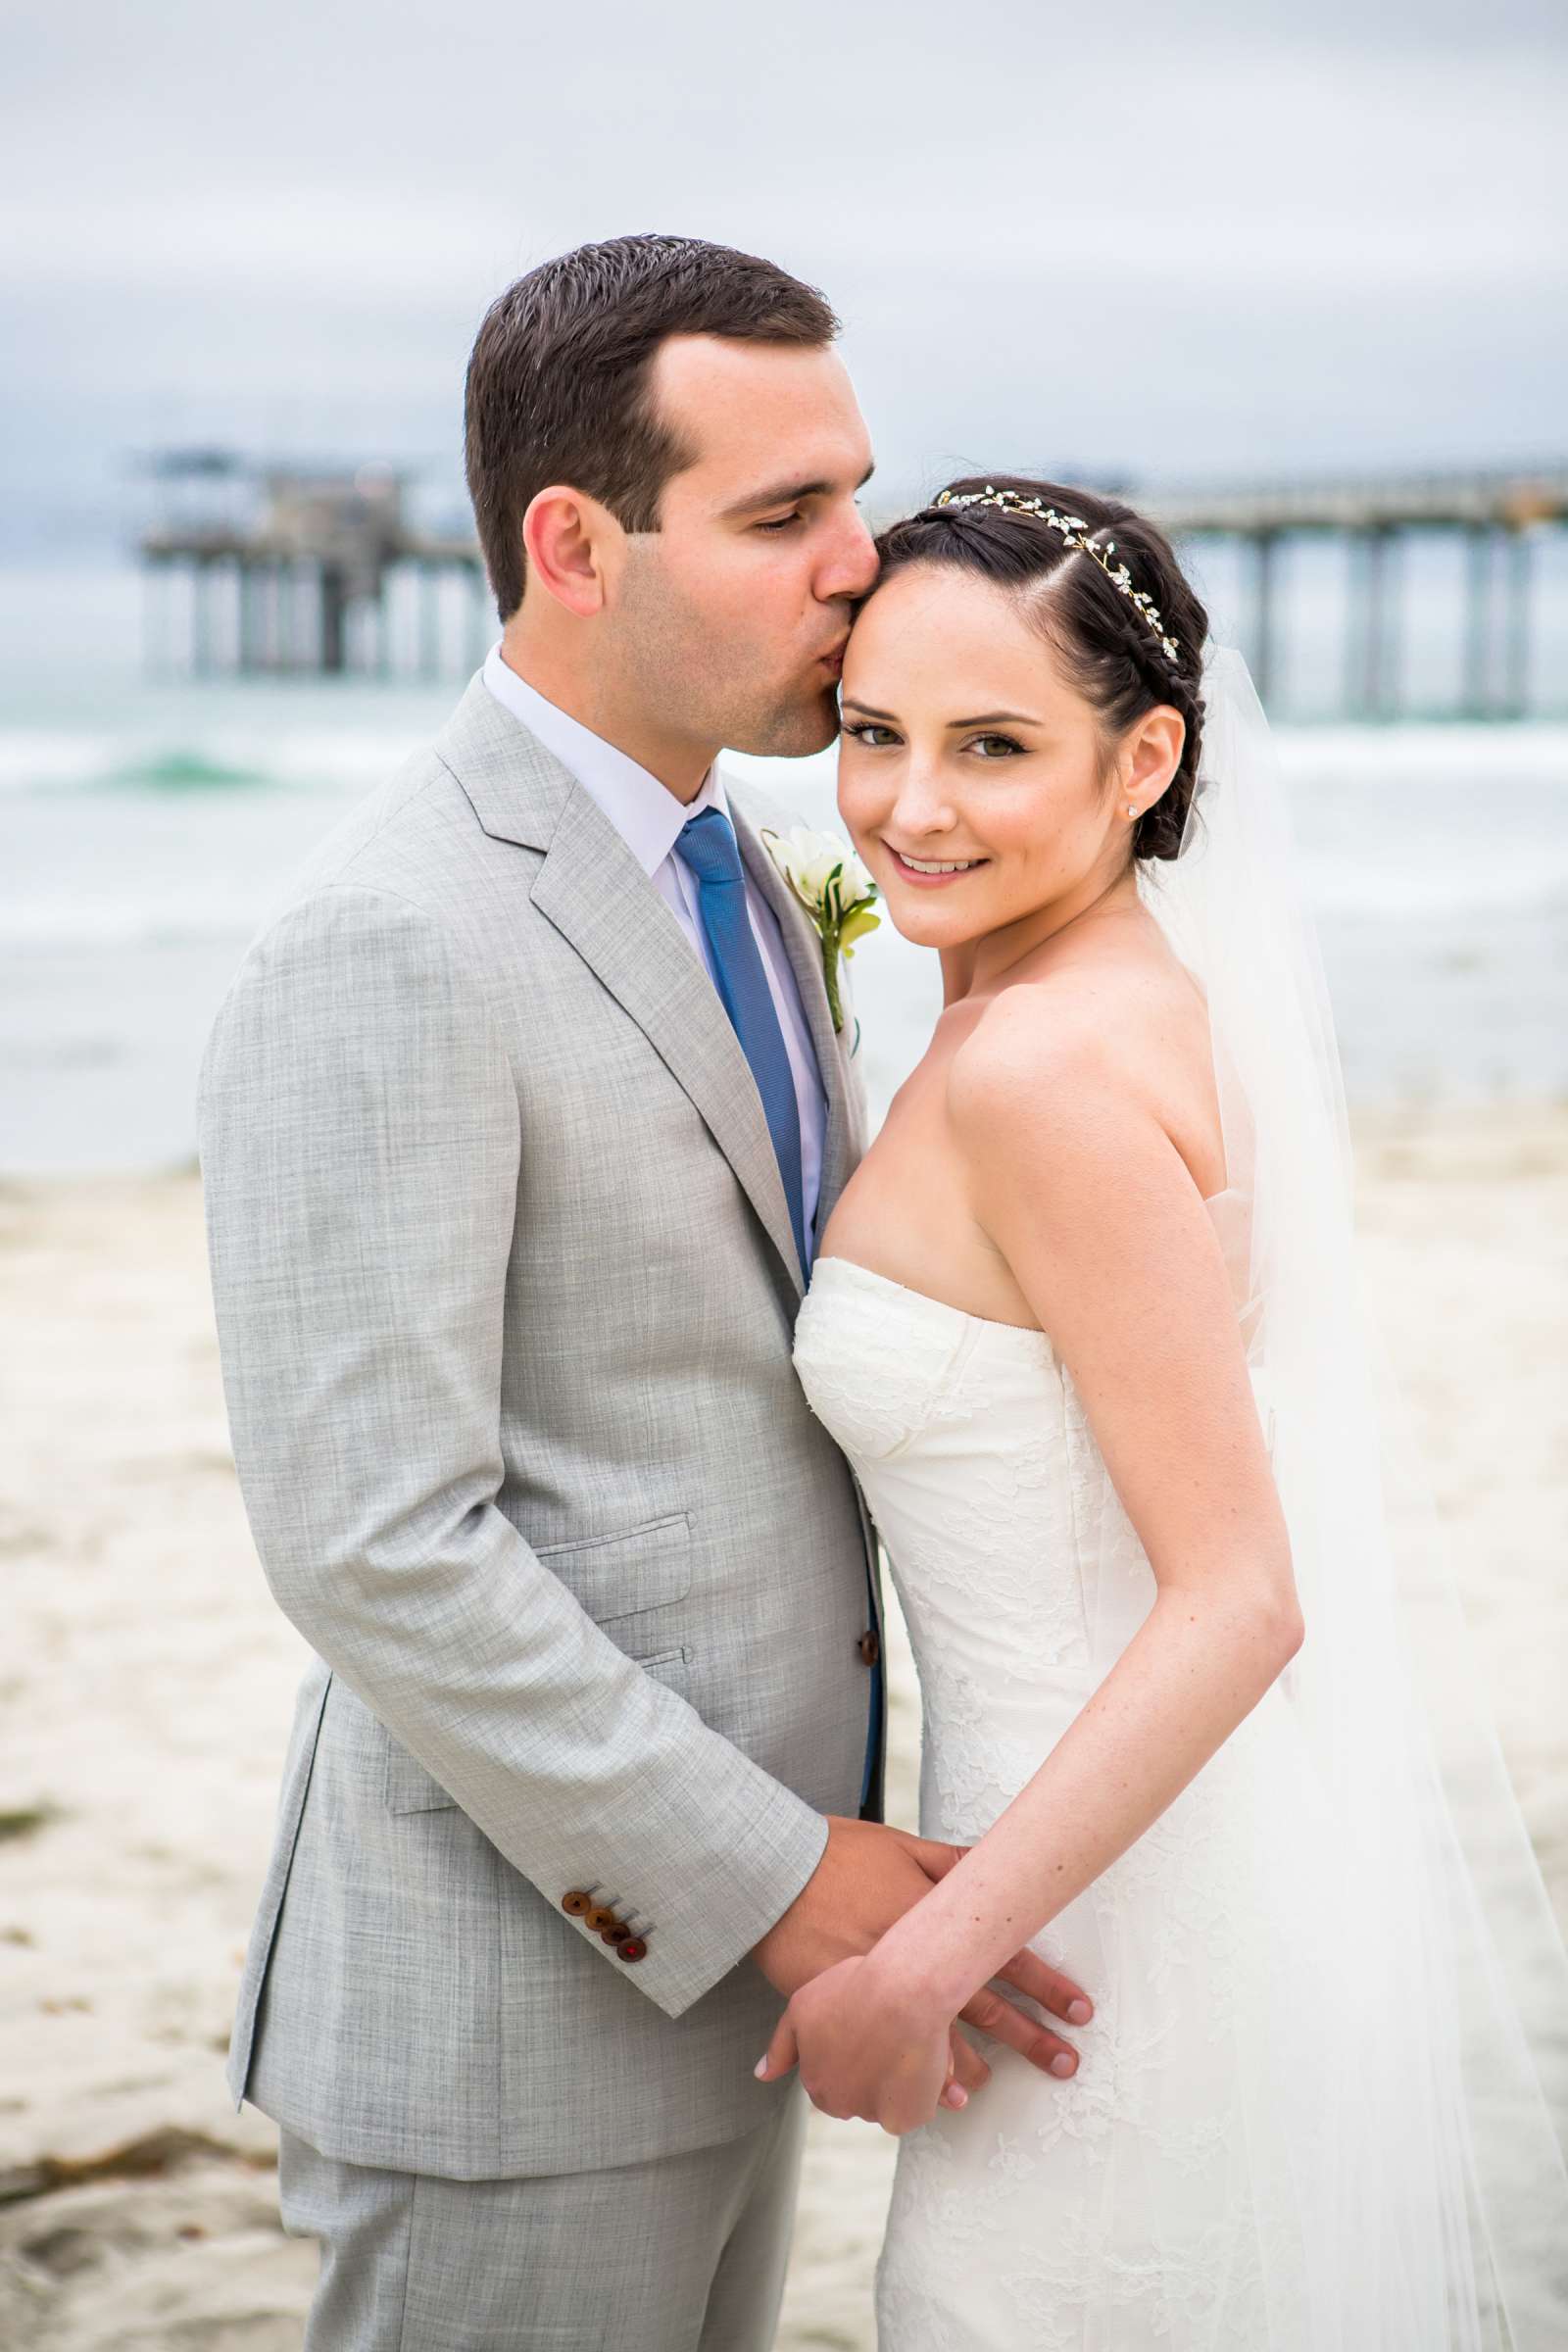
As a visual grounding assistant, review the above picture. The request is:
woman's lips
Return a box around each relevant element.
[885,846,989,888]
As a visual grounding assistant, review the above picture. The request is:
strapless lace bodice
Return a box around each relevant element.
[792,1244,1343,2350]
[795,1258,1121,1838]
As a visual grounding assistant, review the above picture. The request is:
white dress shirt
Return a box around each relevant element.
[483,645,827,1248]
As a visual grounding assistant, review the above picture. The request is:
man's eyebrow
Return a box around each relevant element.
[721,459,876,520]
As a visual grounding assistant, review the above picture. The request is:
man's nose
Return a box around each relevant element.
[817,507,880,604]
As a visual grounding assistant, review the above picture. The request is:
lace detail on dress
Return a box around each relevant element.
[793,1253,1343,2350]
[790,1261,991,1460]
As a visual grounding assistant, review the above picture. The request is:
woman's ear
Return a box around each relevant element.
[519,486,619,619]
[1122,704,1185,811]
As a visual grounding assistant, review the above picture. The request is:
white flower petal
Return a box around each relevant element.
[764,824,875,909]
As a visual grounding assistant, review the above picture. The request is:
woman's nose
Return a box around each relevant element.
[891,765,957,837]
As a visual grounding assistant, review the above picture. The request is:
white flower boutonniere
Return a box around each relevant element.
[760,825,881,1035]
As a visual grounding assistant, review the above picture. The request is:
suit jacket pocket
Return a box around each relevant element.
[380,1513,694,1816]
[383,1734,462,1815]
[535,1508,694,1628]
[380,1641,696,1815]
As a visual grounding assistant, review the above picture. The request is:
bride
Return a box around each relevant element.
[760,478,1568,2345]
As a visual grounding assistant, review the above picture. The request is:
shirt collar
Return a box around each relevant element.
[483,643,726,877]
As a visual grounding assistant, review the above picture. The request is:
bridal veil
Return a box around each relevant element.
[1137,646,1568,2346]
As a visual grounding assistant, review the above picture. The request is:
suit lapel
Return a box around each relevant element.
[531,800,808,1296]
[440,681,807,1299]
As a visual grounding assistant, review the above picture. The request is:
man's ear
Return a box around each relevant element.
[520,486,619,619]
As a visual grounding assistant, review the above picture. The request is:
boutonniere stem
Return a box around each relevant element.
[760,827,881,1034]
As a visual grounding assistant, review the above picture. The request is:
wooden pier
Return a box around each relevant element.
[138,452,489,681]
[1142,464,1568,719]
[139,450,1568,716]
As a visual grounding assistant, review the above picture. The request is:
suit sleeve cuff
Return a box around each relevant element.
[561,1776,830,2021]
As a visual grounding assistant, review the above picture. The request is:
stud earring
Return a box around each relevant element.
[1125,804,1137,818]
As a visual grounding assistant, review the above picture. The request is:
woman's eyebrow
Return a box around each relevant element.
[945,710,1041,728]
[843,700,1044,729]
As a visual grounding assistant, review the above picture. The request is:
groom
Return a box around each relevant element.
[200,233,1088,2350]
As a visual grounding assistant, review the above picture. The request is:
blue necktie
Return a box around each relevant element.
[675,808,809,1282]
[679,808,879,1811]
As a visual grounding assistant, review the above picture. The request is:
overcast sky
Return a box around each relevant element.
[3,0,1563,555]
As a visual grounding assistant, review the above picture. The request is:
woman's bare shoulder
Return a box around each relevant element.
[946,940,1220,1194]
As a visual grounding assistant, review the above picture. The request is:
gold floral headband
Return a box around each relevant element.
[926,485,1181,665]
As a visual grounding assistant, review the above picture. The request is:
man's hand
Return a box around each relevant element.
[751,1819,1092,2104]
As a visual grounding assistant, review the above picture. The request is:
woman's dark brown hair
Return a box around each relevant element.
[872,476,1209,861]
[465,233,839,622]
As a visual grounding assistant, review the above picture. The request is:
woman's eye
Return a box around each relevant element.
[969,732,1025,760]
[843,721,900,748]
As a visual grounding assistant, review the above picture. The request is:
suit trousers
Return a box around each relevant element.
[275,2088,809,2351]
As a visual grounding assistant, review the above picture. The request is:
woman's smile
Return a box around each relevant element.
[884,845,992,886]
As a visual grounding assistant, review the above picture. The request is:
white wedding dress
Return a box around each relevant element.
[785,651,1566,2346]
[793,1212,1382,2350]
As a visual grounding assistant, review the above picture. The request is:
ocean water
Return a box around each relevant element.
[3,568,1567,1173]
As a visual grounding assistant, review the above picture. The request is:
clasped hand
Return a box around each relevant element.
[756,1951,956,2134]
[750,1819,1091,2135]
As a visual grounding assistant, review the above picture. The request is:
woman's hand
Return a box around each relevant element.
[755,1952,957,2135]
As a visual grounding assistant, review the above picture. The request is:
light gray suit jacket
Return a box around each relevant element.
[199,676,885,2180]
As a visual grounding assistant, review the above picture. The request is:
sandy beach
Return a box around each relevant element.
[3,1101,1565,2348]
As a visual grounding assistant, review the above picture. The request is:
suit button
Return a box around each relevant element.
[858,1629,880,1667]
[616,1937,648,1963]
[585,1905,618,1935]
[562,1890,593,1917]
[601,1922,632,1944]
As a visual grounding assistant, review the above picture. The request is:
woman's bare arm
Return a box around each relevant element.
[870,1001,1302,2022]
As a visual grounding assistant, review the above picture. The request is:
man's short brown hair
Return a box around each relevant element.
[464,233,840,621]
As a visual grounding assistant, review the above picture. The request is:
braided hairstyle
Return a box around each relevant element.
[870,475,1208,862]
